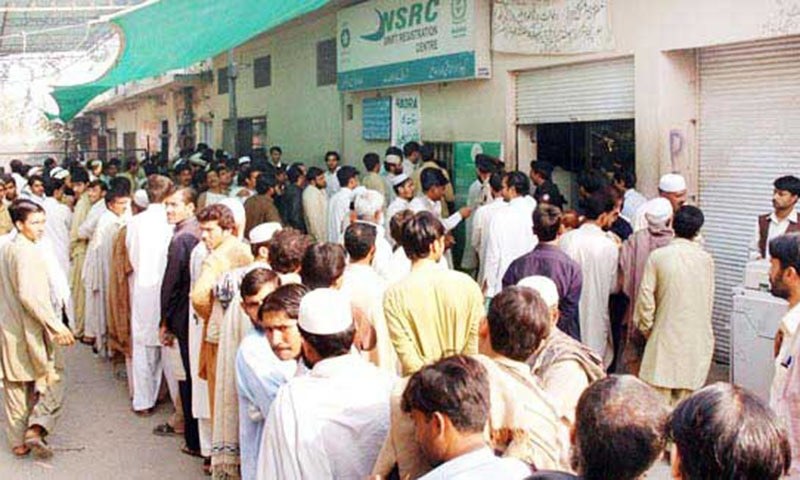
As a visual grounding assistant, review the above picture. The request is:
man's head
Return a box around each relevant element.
[255,173,277,197]
[354,189,384,223]
[385,146,404,175]
[658,173,688,211]
[287,164,305,187]
[402,355,490,467]
[572,375,669,480]
[484,286,551,361]
[403,141,421,164]
[248,222,282,261]
[392,174,414,200]
[502,171,530,201]
[529,160,554,186]
[420,168,448,201]
[105,187,131,217]
[175,163,193,187]
[580,189,617,228]
[86,179,107,204]
[672,205,704,240]
[389,209,414,246]
[533,204,563,243]
[475,154,499,181]
[345,222,377,265]
[488,172,503,199]
[205,169,221,190]
[297,288,356,366]
[336,165,360,189]
[669,383,790,480]
[105,159,120,178]
[325,151,340,173]
[28,175,44,197]
[196,204,236,250]
[240,166,261,191]
[401,211,446,263]
[362,152,381,174]
[145,174,174,204]
[517,275,561,327]
[164,187,197,225]
[258,284,309,361]
[769,234,800,300]
[240,268,281,324]
[577,170,608,199]
[10,200,46,242]
[216,164,233,189]
[70,167,90,196]
[269,146,282,165]
[613,170,636,194]
[44,177,65,199]
[2,174,17,201]
[307,167,326,189]
[268,228,312,275]
[772,175,800,214]
[301,242,347,289]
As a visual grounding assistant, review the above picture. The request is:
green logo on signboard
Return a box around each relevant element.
[451,0,466,23]
[340,28,351,48]
[360,0,441,42]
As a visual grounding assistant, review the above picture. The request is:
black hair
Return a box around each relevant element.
[306,166,324,181]
[401,355,490,433]
[325,151,340,162]
[300,324,356,359]
[673,205,704,240]
[240,268,280,298]
[614,170,637,189]
[9,199,44,225]
[578,170,609,195]
[403,141,420,158]
[504,171,531,197]
[580,189,616,221]
[336,166,359,188]
[287,165,304,184]
[362,152,381,172]
[255,174,276,195]
[71,167,90,184]
[385,146,403,157]
[420,144,435,162]
[489,172,504,193]
[269,146,282,155]
[401,211,445,261]
[487,287,551,361]
[669,383,791,480]
[774,175,800,197]
[769,233,800,272]
[44,177,64,197]
[344,222,377,261]
[420,168,447,192]
[533,204,563,242]
[300,243,346,289]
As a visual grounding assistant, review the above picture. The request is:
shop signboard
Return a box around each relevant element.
[337,0,491,91]
[391,91,421,147]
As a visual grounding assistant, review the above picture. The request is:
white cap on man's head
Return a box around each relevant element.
[644,198,673,225]
[50,167,69,180]
[659,173,687,193]
[517,276,559,309]
[385,154,402,165]
[299,288,353,335]
[133,189,149,208]
[391,173,410,187]
[238,156,252,166]
[249,222,282,244]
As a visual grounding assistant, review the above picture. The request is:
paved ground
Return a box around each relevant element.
[0,343,729,479]
[0,345,203,480]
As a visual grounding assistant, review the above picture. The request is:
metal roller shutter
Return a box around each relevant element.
[515,57,634,124]
[699,36,800,363]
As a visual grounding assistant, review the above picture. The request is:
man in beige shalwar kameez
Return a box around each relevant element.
[0,200,75,458]
[635,205,715,406]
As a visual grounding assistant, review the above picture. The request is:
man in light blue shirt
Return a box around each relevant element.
[402,355,532,480]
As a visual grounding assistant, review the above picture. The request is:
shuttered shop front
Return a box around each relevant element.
[699,36,800,363]
[515,57,634,125]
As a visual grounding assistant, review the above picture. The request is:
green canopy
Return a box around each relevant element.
[51,0,329,121]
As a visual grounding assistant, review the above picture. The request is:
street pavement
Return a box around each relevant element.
[0,341,714,479]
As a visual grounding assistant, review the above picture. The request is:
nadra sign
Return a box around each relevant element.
[337,0,491,91]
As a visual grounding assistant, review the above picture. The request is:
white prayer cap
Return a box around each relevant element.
[238,156,252,165]
[385,154,402,165]
[391,173,410,187]
[133,189,149,208]
[658,173,687,193]
[249,222,282,244]
[189,152,207,167]
[50,167,69,180]
[517,276,559,309]
[219,197,246,236]
[355,189,384,217]
[27,166,43,178]
[644,198,673,225]
[89,159,103,169]
[298,288,353,335]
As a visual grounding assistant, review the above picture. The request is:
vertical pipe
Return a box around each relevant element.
[227,49,238,157]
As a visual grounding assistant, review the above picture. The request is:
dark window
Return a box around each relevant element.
[217,67,229,95]
[317,38,337,86]
[254,55,272,88]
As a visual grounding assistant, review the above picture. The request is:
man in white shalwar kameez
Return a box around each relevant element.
[237,283,308,480]
[472,174,506,288]
[461,155,499,273]
[482,172,537,298]
[257,288,394,480]
[385,174,414,247]
[126,176,175,413]
[189,242,212,456]
[327,166,363,244]
[83,188,131,349]
[560,190,621,368]
[353,189,393,281]
[42,177,72,281]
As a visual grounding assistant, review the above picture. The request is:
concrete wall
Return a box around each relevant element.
[210,12,342,166]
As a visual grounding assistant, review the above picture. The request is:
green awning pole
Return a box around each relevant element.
[227,48,238,158]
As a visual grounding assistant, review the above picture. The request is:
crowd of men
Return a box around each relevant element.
[0,141,799,480]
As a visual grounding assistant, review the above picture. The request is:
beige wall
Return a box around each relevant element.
[210,12,342,167]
